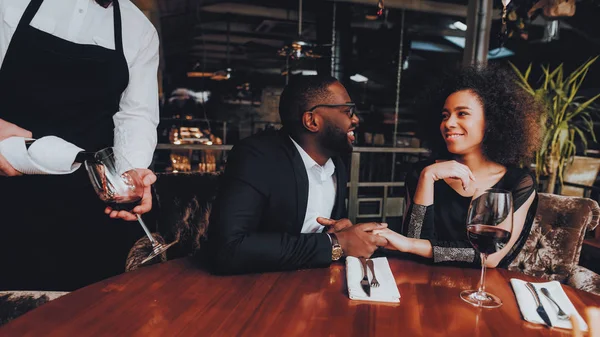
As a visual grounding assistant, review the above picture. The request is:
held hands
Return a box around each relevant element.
[317,217,389,258]
[423,160,475,191]
[372,228,413,252]
[105,168,157,221]
[0,118,33,176]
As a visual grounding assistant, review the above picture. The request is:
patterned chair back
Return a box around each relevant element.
[125,172,220,271]
[509,193,600,283]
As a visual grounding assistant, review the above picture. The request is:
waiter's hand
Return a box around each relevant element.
[0,118,32,141]
[0,118,33,176]
[105,168,157,221]
[0,154,21,176]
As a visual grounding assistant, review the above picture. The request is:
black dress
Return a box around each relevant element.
[402,160,538,268]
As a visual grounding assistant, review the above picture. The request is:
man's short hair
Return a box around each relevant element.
[278,75,340,130]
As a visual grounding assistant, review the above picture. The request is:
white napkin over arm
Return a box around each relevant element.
[0,136,84,175]
[510,278,588,331]
[346,256,401,303]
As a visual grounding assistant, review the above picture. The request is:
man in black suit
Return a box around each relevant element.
[206,75,388,274]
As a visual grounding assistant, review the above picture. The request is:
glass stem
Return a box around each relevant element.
[136,214,158,246]
[477,253,487,295]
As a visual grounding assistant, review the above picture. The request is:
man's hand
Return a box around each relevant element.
[335,222,388,258]
[317,217,353,233]
[0,118,33,176]
[105,168,157,221]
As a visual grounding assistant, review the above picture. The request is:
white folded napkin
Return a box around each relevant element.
[510,278,588,331]
[0,136,84,175]
[346,256,400,303]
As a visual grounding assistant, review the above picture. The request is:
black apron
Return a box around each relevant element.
[0,0,142,291]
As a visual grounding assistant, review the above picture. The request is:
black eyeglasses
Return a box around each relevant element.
[307,103,356,119]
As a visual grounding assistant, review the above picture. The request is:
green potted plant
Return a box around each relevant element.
[510,57,600,193]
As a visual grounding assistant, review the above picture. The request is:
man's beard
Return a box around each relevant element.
[319,122,353,155]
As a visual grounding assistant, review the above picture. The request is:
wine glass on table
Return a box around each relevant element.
[84,147,176,265]
[460,188,513,308]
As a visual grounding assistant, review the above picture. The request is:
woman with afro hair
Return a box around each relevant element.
[374,65,544,268]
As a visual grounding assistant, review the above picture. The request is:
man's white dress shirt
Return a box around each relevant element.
[290,137,337,234]
[0,0,159,168]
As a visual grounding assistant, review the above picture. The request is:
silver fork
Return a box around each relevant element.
[367,259,380,288]
[541,287,570,320]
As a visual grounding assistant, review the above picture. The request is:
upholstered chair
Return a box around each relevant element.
[509,193,600,295]
[125,172,219,271]
[0,291,67,326]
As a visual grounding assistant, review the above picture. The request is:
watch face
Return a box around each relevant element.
[332,246,343,260]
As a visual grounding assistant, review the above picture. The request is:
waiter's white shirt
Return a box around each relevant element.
[0,0,159,168]
[289,136,337,234]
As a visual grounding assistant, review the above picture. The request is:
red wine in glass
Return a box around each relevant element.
[467,225,511,255]
[460,188,513,309]
[105,196,142,212]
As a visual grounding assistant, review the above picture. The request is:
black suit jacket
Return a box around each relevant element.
[205,129,348,274]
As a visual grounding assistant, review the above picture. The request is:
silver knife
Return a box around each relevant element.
[525,282,553,327]
[359,257,370,297]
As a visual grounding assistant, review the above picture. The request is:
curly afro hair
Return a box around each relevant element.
[415,65,544,166]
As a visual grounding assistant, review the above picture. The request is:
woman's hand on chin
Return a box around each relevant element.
[422,160,476,191]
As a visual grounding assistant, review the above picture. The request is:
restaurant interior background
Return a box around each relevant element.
[134,0,600,266]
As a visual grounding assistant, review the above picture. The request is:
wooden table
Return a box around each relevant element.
[1,258,599,336]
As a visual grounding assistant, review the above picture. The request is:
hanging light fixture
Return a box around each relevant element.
[278,0,323,60]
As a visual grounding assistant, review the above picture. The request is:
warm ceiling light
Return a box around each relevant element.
[187,72,213,78]
[278,40,322,59]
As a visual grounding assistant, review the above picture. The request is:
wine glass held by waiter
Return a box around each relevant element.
[0,0,160,291]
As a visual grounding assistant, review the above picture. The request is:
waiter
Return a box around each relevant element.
[0,0,159,290]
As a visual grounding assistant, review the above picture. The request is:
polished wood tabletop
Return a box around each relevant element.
[1,257,599,336]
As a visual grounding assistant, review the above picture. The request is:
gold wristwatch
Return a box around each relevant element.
[329,233,343,261]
